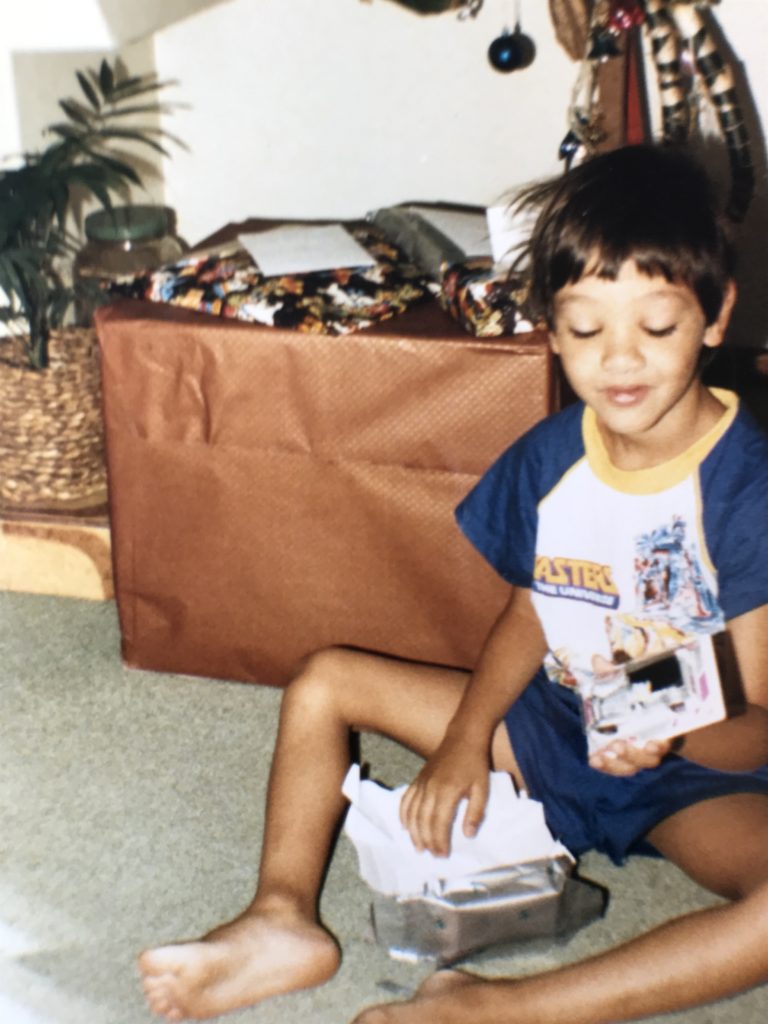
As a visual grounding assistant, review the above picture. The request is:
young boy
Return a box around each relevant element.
[139,144,768,1024]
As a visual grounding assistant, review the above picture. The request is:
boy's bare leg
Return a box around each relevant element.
[351,792,768,1024]
[138,647,522,1021]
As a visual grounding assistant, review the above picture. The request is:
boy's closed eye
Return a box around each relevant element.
[643,324,678,338]
[564,322,679,340]
[567,325,602,339]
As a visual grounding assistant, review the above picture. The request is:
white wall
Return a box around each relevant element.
[154,0,574,245]
[1,0,112,161]
[5,0,768,342]
[1,0,231,161]
[151,0,768,347]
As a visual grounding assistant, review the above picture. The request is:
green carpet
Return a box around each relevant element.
[1,590,766,1023]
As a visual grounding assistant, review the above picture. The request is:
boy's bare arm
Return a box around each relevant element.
[674,604,768,771]
[591,604,768,776]
[399,585,548,856]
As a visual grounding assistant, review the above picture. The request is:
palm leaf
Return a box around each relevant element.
[98,59,115,99]
[93,128,172,157]
[77,71,101,112]
[47,123,85,141]
[97,103,175,119]
[59,98,93,126]
[1,56,182,366]
[109,77,178,100]
[81,151,142,186]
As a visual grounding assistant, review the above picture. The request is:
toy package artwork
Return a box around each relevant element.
[578,633,727,756]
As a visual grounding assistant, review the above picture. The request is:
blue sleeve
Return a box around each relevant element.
[455,403,585,587]
[702,407,768,620]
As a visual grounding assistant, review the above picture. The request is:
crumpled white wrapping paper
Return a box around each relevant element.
[342,765,572,896]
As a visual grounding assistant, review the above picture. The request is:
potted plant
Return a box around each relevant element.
[0,57,179,509]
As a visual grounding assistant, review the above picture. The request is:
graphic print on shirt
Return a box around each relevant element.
[539,513,724,691]
[632,515,722,629]
[533,555,620,609]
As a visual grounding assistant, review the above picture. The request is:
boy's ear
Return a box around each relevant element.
[703,280,737,349]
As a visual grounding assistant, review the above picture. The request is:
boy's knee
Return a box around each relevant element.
[285,646,356,709]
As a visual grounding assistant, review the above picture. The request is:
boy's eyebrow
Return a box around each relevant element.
[553,294,598,310]
[555,286,688,306]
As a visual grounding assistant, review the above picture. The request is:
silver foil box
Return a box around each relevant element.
[370,855,606,964]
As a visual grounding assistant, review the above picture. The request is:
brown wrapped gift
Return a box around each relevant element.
[96,299,557,685]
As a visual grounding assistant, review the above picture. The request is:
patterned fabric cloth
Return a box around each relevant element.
[369,206,527,338]
[107,222,432,335]
[439,257,529,338]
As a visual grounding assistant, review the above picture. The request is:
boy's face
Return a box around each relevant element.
[549,260,735,460]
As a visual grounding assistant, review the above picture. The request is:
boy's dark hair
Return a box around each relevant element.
[517,144,735,328]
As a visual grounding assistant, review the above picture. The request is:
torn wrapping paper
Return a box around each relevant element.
[342,766,606,963]
[342,765,571,896]
[105,220,431,335]
[368,205,528,338]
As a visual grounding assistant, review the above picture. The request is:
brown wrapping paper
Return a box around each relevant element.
[96,299,556,685]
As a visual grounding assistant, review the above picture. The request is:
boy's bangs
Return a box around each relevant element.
[522,145,734,328]
[546,222,725,326]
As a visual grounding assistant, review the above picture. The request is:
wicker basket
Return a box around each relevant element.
[0,327,106,509]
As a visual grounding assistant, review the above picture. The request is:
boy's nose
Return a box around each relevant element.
[600,330,644,371]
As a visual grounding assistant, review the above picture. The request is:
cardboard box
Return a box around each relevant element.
[96,299,556,684]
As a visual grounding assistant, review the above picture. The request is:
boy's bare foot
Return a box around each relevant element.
[138,905,341,1021]
[351,968,480,1024]
[413,969,475,998]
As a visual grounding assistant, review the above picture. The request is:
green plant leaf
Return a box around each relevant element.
[82,152,142,185]
[0,252,35,312]
[99,59,115,99]
[94,128,171,157]
[47,123,84,141]
[97,102,173,119]
[77,70,101,112]
[59,98,93,126]
[110,74,170,96]
[61,164,121,207]
[1,55,183,368]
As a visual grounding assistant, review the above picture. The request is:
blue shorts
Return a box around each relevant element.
[504,671,768,865]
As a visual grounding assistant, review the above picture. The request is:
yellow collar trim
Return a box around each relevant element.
[582,388,739,495]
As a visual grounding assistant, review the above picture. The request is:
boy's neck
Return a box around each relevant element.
[595,385,728,472]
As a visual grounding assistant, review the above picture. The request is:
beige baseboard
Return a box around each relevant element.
[0,496,113,601]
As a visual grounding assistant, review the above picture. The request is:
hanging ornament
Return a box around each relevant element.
[488,2,536,73]
[607,1,645,33]
[558,129,583,165]
[587,26,622,60]
[382,0,484,14]
[584,0,645,62]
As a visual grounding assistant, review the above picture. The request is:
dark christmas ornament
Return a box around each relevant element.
[488,23,536,72]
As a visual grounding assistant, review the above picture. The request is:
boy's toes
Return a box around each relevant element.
[140,977,182,1020]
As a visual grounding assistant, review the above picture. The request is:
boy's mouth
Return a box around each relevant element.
[603,386,648,406]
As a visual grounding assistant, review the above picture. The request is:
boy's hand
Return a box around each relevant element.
[399,739,490,857]
[588,737,674,776]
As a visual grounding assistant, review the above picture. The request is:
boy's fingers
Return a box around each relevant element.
[462,781,488,838]
[589,737,670,775]
[425,792,458,856]
[399,783,415,829]
[401,785,428,849]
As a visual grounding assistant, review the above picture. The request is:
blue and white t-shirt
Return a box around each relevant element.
[456,389,768,693]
